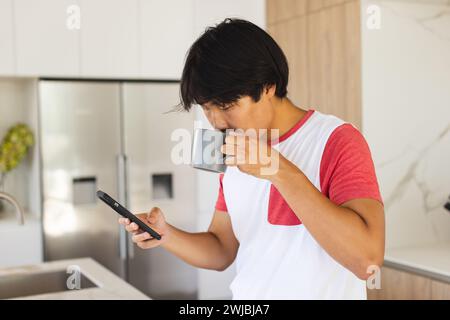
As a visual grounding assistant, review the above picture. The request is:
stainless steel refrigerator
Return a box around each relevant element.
[39,79,197,299]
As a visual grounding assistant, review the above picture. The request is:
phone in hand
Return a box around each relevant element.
[97,190,161,240]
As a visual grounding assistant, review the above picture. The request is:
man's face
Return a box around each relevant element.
[201,86,276,132]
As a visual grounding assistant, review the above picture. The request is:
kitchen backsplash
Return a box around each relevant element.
[361,0,450,248]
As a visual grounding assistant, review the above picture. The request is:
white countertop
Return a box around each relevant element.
[0,258,150,300]
[385,242,450,283]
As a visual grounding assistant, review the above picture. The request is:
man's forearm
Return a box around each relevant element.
[269,158,384,279]
[161,224,230,271]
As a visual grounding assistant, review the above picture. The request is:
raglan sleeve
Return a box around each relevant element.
[320,123,383,206]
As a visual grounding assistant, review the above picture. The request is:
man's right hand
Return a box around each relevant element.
[118,207,169,249]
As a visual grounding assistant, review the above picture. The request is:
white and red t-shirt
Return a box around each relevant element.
[215,109,383,300]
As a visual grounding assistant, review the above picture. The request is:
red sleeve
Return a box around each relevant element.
[320,123,383,206]
[215,173,228,212]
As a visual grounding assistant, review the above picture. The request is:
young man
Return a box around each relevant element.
[119,18,385,299]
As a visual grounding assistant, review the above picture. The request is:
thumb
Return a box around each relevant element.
[147,207,163,225]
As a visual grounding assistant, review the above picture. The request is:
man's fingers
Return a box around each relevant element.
[136,239,161,249]
[125,222,139,232]
[118,217,130,225]
[132,232,151,243]
[221,144,237,156]
[225,134,238,145]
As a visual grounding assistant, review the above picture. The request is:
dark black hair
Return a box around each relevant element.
[179,18,289,111]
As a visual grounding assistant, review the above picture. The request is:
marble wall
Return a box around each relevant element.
[361,0,450,248]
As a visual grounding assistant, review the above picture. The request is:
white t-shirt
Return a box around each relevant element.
[215,109,383,300]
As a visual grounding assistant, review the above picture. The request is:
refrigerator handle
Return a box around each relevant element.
[127,230,135,259]
[124,155,135,260]
[117,154,129,261]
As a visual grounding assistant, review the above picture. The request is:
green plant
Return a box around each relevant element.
[0,123,35,175]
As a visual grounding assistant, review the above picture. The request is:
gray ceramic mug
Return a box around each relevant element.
[191,128,227,173]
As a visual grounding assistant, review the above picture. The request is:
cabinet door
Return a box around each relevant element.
[0,0,15,75]
[194,0,266,37]
[268,16,309,116]
[139,0,195,79]
[306,1,361,128]
[14,0,80,76]
[367,267,432,300]
[431,280,450,300]
[79,0,139,77]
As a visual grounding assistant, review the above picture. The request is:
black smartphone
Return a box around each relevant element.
[97,190,162,240]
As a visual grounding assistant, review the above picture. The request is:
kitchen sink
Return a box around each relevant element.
[0,269,98,299]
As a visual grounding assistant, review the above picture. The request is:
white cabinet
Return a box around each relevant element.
[0,0,15,74]
[0,217,43,268]
[194,0,266,37]
[14,0,80,76]
[79,0,140,77]
[6,0,266,79]
[139,0,195,79]
[141,0,267,80]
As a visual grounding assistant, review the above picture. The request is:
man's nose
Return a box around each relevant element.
[208,109,228,131]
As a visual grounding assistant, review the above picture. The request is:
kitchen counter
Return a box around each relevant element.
[0,258,150,300]
[385,242,450,284]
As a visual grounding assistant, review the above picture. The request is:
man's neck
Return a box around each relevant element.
[269,98,307,141]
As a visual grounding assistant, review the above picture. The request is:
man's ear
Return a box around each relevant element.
[264,84,276,99]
